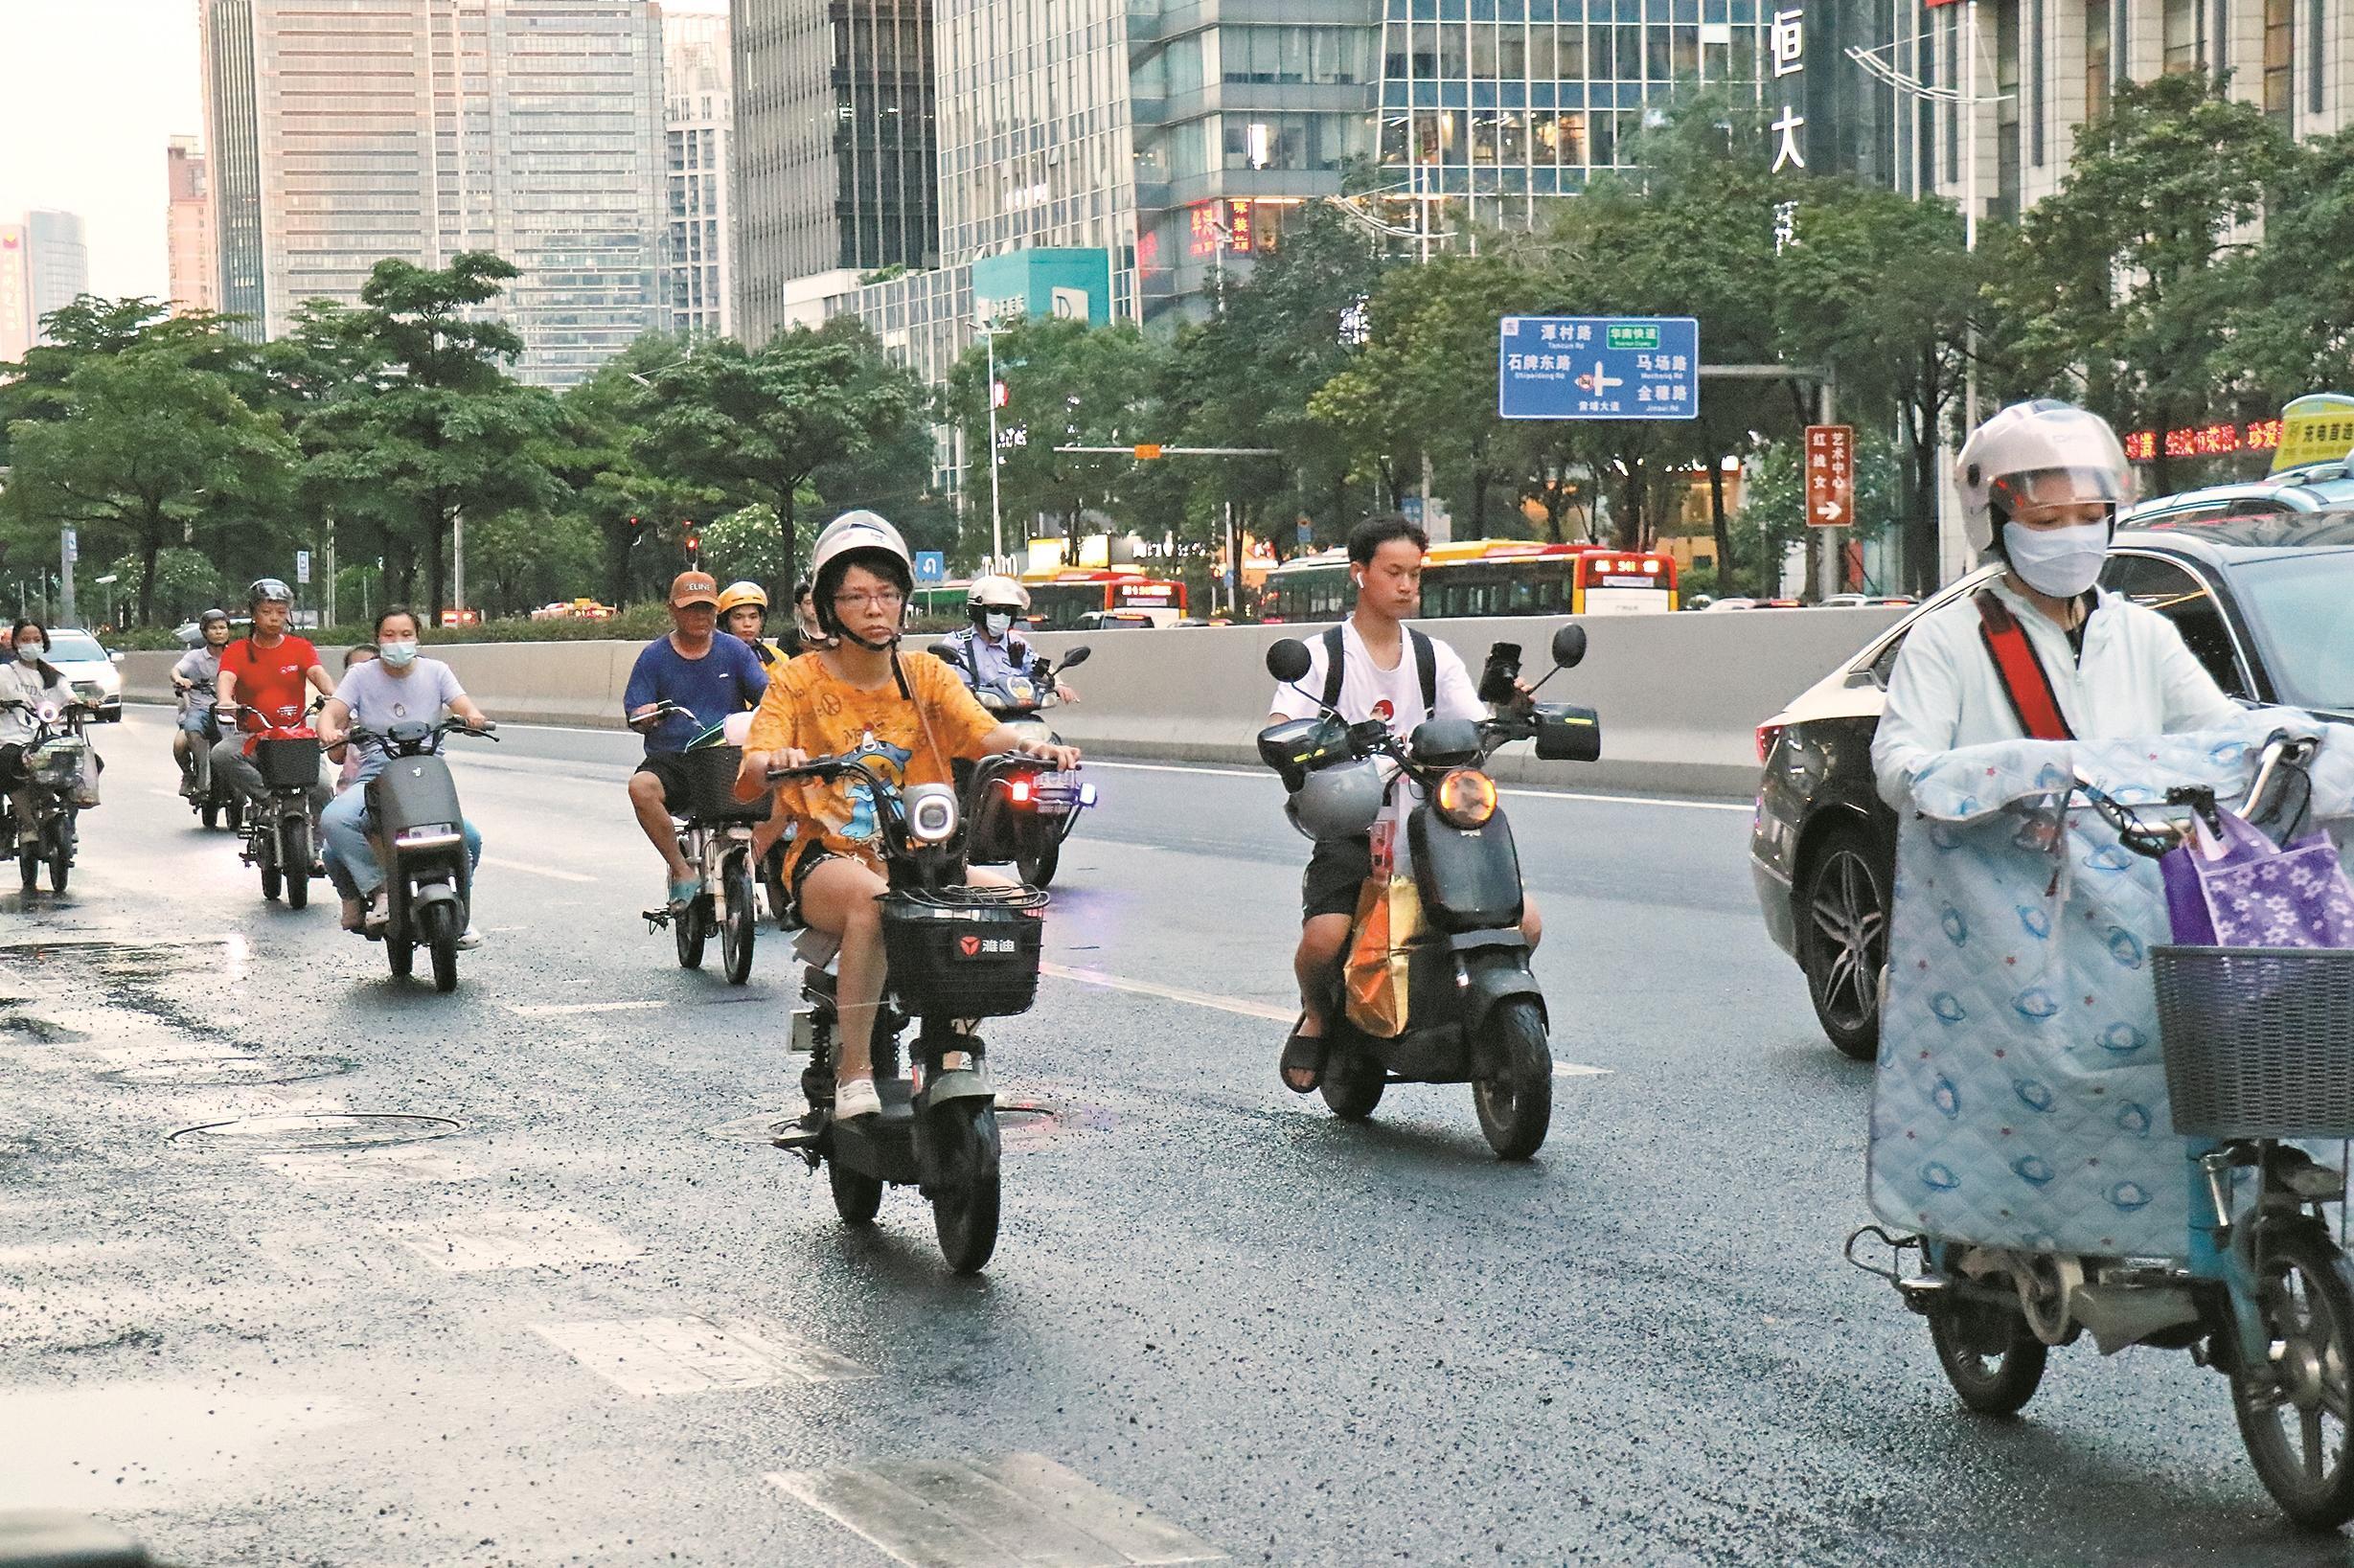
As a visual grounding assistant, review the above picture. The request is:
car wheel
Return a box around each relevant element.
[1801,823,1889,1061]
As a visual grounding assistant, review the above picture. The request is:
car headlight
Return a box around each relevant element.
[1434,767,1497,830]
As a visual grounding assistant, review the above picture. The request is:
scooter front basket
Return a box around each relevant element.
[255,736,322,789]
[880,885,1048,1019]
[2154,944,2354,1138]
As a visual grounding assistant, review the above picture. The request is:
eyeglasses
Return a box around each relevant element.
[833,590,905,610]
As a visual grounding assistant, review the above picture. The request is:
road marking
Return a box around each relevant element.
[481,854,599,883]
[535,1315,875,1396]
[383,1208,639,1271]
[1079,759,1751,813]
[769,1452,1225,1567]
[506,998,663,1016]
[1042,963,1293,1023]
[1042,963,1611,1076]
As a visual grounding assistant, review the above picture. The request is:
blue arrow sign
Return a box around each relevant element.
[913,551,948,584]
[1498,316,1700,421]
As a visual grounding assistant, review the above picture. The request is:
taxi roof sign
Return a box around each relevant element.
[2269,393,2354,473]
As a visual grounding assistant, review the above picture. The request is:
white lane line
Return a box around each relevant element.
[1078,759,1750,813]
[535,1316,876,1396]
[769,1452,1226,1567]
[383,1209,640,1272]
[480,854,599,884]
[1043,962,1611,1076]
[1043,963,1293,1023]
[506,999,663,1017]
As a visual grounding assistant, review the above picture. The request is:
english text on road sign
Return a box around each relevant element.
[1499,317,1700,421]
[1804,424,1854,528]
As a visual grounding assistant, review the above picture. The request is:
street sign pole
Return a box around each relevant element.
[57,527,76,625]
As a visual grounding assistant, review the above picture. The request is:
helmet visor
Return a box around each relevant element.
[1988,466,2133,522]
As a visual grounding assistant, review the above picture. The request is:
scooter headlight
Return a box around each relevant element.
[1434,768,1497,830]
[904,784,959,844]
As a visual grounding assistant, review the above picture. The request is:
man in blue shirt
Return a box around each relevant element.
[625,570,769,906]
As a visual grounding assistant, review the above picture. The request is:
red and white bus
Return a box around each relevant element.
[1258,539,1678,622]
[1018,569,1190,629]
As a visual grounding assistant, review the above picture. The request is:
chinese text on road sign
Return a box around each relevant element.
[1498,317,1701,421]
[1805,424,1854,528]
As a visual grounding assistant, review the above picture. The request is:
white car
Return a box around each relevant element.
[39,628,125,721]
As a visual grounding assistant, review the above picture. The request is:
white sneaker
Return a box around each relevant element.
[833,1077,882,1121]
[456,925,484,951]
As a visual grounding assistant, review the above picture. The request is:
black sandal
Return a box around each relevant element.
[1280,1016,1328,1094]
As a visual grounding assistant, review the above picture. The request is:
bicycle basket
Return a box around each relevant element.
[879,884,1049,1019]
[254,736,322,789]
[28,739,82,789]
[2153,944,2354,1139]
[683,744,767,822]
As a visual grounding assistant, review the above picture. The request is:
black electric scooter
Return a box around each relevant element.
[1257,625,1601,1159]
[932,641,1096,887]
[220,698,323,909]
[346,716,496,991]
[769,749,1053,1274]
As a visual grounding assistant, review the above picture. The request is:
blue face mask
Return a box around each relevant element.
[378,640,420,669]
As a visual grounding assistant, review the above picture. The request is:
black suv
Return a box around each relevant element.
[1749,511,2354,1059]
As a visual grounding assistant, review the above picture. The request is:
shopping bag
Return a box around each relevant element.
[1342,873,1422,1038]
[2160,807,2354,950]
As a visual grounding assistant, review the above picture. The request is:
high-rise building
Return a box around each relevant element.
[197,0,668,387]
[731,0,940,346]
[24,211,89,331]
[0,224,30,362]
[662,7,734,339]
[167,136,217,317]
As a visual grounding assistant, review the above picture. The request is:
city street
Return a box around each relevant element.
[3,710,2349,1567]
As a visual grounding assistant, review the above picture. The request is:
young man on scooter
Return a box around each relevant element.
[624,570,771,910]
[737,511,1080,1124]
[210,579,334,852]
[171,609,233,797]
[1266,513,1541,1094]
[1871,399,2241,807]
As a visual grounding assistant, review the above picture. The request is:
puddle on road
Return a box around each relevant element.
[167,1113,462,1153]
[103,1055,353,1088]
[0,1011,90,1045]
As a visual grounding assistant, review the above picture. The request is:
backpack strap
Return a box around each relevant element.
[1319,624,1346,712]
[1409,628,1437,720]
[1974,589,2076,742]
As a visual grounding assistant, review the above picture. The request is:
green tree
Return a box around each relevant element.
[2,350,295,625]
[542,332,718,608]
[2219,123,2354,410]
[1730,429,1900,596]
[647,317,931,599]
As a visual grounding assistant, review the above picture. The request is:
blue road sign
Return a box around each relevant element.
[913,550,948,584]
[1498,316,1700,421]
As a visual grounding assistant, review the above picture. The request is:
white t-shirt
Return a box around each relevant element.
[334,657,466,756]
[1268,621,1485,850]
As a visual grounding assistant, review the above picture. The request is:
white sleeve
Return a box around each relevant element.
[1872,623,1964,811]
[2150,617,2243,732]
[1268,637,1327,722]
[1431,640,1484,723]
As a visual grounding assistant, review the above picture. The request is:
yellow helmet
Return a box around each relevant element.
[717,580,769,616]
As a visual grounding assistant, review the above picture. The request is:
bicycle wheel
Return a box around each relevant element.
[2231,1231,2354,1530]
[720,852,756,986]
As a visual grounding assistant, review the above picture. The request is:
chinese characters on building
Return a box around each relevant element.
[1771,7,1806,172]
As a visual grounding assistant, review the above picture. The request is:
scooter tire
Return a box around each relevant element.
[46,825,68,895]
[1928,1284,2048,1417]
[829,1160,883,1226]
[1320,1041,1385,1122]
[386,935,415,979]
[260,864,283,901]
[285,821,312,910]
[1472,998,1553,1161]
[1015,821,1060,889]
[201,801,218,830]
[720,855,756,986]
[2230,1229,2354,1530]
[674,894,708,970]
[928,1101,1002,1275]
[425,902,461,993]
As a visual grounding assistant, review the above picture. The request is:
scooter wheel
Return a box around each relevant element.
[1015,833,1060,889]
[1320,1041,1385,1122]
[1928,1282,2048,1417]
[1472,998,1552,1161]
[928,1101,1001,1275]
[2231,1230,2354,1529]
[386,935,415,979]
[829,1161,883,1226]
[201,801,218,830]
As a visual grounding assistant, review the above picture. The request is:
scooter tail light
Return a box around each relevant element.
[394,822,462,848]
[1007,775,1034,806]
[1756,722,1784,765]
[1434,768,1497,830]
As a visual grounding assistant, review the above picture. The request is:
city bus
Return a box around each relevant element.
[1018,569,1190,629]
[1257,539,1679,622]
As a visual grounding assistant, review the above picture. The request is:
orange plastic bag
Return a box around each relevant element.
[1342,873,1422,1038]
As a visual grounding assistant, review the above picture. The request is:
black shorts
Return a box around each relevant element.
[635,753,695,810]
[1301,834,1373,921]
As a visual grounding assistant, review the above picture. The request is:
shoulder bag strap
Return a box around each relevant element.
[1320,624,1346,712]
[1409,629,1437,719]
[1974,589,2076,742]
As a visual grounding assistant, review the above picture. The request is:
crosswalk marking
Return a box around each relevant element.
[382,1209,639,1272]
[769,1452,1225,1567]
[533,1316,875,1396]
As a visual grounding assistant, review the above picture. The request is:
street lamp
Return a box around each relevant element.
[94,574,118,630]
[973,317,1010,570]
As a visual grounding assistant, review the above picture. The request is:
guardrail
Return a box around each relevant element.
[120,607,1906,798]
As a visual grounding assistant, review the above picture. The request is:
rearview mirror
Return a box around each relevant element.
[1266,638,1312,683]
[1550,624,1588,670]
[1059,645,1092,670]
[926,641,961,663]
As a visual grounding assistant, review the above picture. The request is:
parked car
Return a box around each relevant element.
[2117,455,2354,526]
[1076,609,1157,630]
[1751,510,2354,1058]
[40,628,125,721]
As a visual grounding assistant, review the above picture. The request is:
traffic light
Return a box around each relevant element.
[683,523,701,564]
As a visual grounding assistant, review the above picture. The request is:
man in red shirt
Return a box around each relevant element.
[210,578,334,824]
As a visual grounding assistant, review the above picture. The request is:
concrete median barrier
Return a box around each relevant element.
[120,608,1905,797]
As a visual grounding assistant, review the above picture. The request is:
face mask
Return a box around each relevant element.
[378,640,420,669]
[2002,520,2110,599]
[15,644,43,665]
[983,612,1013,639]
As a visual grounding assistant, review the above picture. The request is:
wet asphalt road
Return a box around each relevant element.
[4,711,2352,1568]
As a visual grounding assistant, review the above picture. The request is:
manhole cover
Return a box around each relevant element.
[167,1113,461,1152]
[996,1102,1060,1148]
[105,1055,352,1088]
[703,1112,800,1145]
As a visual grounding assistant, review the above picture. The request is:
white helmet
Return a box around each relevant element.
[809,510,912,644]
[1957,399,2136,555]
[967,575,1029,612]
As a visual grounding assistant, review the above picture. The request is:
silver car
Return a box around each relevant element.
[39,629,125,721]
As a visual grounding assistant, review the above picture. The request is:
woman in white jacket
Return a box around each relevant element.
[1872,399,2243,810]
